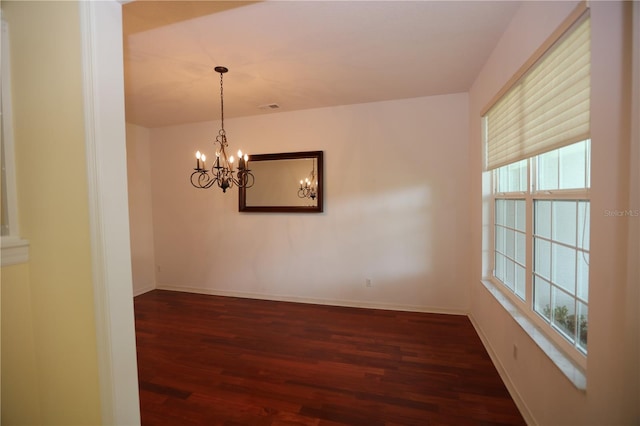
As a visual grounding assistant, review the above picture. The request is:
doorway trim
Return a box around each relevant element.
[80,1,140,424]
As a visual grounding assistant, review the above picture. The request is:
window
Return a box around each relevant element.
[483,11,591,366]
[1,19,29,265]
[492,141,590,355]
[2,134,10,236]
[1,19,12,237]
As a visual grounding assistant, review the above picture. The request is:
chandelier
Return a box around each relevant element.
[191,66,254,193]
[297,159,318,200]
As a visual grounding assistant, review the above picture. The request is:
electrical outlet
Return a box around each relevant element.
[365,278,372,287]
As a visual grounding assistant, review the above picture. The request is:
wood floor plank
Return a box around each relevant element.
[135,290,525,425]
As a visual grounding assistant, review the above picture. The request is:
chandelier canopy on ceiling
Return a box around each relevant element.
[190,66,254,193]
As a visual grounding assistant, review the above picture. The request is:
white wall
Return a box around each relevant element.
[148,94,471,313]
[126,123,156,296]
[469,1,639,424]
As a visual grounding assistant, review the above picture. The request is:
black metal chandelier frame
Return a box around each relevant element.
[191,66,254,193]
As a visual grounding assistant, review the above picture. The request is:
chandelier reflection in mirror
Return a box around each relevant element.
[191,67,254,193]
[297,158,318,200]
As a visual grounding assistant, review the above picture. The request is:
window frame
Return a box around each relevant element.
[1,18,29,266]
[487,146,590,370]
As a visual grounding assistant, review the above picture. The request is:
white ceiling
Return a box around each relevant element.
[123,1,521,128]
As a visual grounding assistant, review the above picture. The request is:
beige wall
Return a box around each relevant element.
[1,263,41,425]
[469,1,639,424]
[145,94,471,312]
[1,1,102,424]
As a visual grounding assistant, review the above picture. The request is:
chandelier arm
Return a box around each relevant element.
[201,172,219,189]
[298,185,313,198]
[245,171,255,189]
[190,171,204,188]
[235,170,255,189]
[191,170,219,189]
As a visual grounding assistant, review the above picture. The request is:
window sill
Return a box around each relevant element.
[480,279,587,391]
[1,236,30,266]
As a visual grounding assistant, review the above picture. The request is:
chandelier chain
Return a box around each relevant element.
[219,71,225,132]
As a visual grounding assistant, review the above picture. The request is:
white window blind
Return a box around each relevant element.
[484,16,590,171]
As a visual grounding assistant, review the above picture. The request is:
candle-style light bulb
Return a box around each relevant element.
[196,151,201,159]
[244,154,248,162]
[195,151,202,169]
[229,156,235,164]
[237,150,245,170]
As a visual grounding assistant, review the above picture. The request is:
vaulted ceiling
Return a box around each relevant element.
[123,1,520,128]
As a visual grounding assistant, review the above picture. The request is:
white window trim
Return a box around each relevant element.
[1,236,29,266]
[1,19,29,266]
[484,157,589,390]
[480,278,587,390]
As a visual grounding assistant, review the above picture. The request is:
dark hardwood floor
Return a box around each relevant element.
[134,290,525,426]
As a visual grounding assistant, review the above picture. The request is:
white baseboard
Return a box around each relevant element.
[468,313,535,426]
[132,284,155,297]
[154,284,467,316]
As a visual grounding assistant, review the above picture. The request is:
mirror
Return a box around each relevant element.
[239,151,323,213]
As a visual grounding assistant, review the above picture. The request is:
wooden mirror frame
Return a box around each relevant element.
[239,151,324,213]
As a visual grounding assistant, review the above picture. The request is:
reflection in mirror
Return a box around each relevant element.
[247,159,316,207]
[297,158,318,201]
[239,151,323,213]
